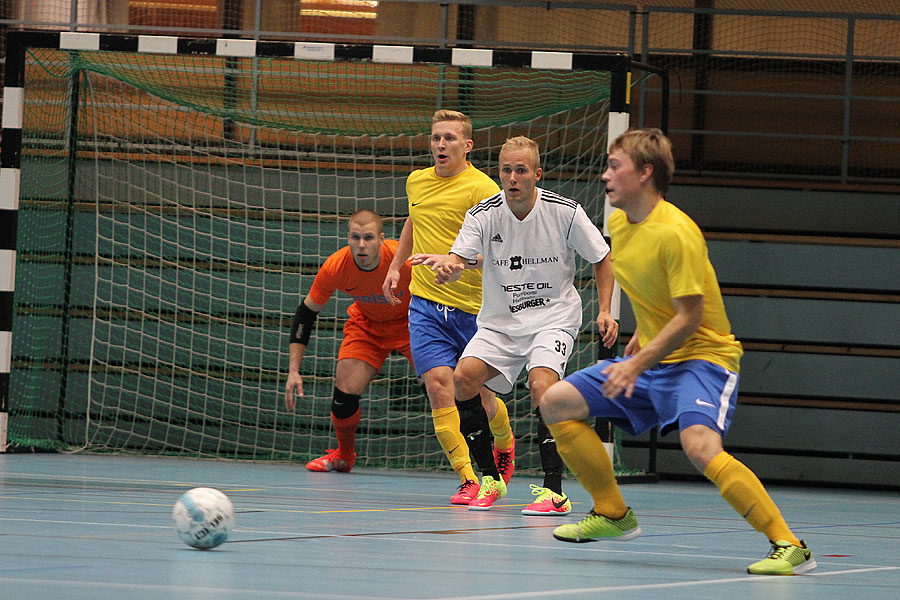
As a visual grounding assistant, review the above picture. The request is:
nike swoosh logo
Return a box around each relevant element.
[449,444,460,454]
[695,399,716,408]
[411,201,422,206]
[553,497,569,509]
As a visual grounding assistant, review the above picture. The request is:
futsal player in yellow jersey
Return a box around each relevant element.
[540,129,816,575]
[383,110,515,504]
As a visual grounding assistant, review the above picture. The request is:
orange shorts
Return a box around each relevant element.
[338,315,413,371]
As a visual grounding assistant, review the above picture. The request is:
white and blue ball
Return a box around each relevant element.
[172,487,235,549]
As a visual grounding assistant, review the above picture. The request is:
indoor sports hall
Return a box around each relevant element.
[1,2,898,599]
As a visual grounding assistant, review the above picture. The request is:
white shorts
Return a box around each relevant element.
[460,328,575,394]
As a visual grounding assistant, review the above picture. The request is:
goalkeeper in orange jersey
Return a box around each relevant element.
[539,129,816,575]
[285,209,414,473]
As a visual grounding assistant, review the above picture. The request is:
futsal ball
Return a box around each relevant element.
[172,487,235,549]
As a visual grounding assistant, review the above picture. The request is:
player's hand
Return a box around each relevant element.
[409,253,437,267]
[382,268,402,305]
[596,312,619,348]
[410,254,463,285]
[623,333,641,356]
[285,372,304,410]
[601,358,640,399]
[434,262,464,284]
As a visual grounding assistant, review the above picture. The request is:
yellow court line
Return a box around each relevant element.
[173,484,264,492]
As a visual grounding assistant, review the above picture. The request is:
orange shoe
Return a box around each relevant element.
[306,449,355,472]
[521,485,572,516]
[451,480,480,505]
[494,438,515,484]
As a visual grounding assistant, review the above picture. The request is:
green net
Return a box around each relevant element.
[66,49,612,135]
[10,45,629,475]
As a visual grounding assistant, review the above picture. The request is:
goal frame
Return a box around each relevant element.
[0,29,631,453]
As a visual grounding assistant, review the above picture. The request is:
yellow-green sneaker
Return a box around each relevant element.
[552,508,641,542]
[747,540,817,575]
[467,475,507,511]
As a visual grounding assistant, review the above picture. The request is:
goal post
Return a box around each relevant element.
[1,29,639,475]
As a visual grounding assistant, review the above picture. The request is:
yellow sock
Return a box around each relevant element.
[488,397,514,451]
[548,419,627,518]
[432,407,477,483]
[705,451,800,545]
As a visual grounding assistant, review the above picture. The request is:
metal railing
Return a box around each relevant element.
[2,1,899,186]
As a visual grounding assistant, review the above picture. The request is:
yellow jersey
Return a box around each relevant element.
[609,200,743,373]
[406,163,500,314]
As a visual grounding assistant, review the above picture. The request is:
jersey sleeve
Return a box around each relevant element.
[306,253,342,307]
[568,204,610,263]
[663,223,706,298]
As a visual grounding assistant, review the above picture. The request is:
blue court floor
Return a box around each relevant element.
[1,453,898,599]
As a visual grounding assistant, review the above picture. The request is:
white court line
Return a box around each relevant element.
[0,517,168,529]
[433,566,900,600]
[0,578,392,600]
[1,567,897,600]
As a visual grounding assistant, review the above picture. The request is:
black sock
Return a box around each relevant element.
[536,407,563,494]
[457,396,499,480]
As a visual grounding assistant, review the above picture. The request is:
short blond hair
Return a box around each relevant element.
[609,128,674,194]
[432,109,473,140]
[348,209,383,234]
[500,136,540,170]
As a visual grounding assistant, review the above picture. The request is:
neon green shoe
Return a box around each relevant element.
[467,475,507,511]
[747,540,817,575]
[552,508,641,542]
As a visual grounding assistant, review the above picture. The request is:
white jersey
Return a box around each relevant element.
[450,188,610,337]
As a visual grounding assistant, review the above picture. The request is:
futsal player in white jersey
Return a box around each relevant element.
[412,136,618,511]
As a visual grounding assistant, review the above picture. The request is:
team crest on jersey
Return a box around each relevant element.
[492,255,561,270]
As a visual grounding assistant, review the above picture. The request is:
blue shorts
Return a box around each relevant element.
[565,358,739,437]
[408,295,478,377]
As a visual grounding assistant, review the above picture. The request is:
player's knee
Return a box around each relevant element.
[452,364,479,400]
[679,425,723,471]
[331,388,361,419]
[528,380,553,405]
[539,381,586,425]
[423,367,455,408]
[537,382,565,424]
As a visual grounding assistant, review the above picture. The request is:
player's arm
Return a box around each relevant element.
[383,216,414,304]
[285,296,327,410]
[592,254,619,348]
[410,252,476,284]
[601,294,702,398]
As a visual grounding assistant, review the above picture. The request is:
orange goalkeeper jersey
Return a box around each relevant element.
[307,239,412,323]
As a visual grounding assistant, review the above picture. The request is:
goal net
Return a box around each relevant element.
[5,32,636,474]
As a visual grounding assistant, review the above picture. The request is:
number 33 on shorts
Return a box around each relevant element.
[533,329,573,377]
